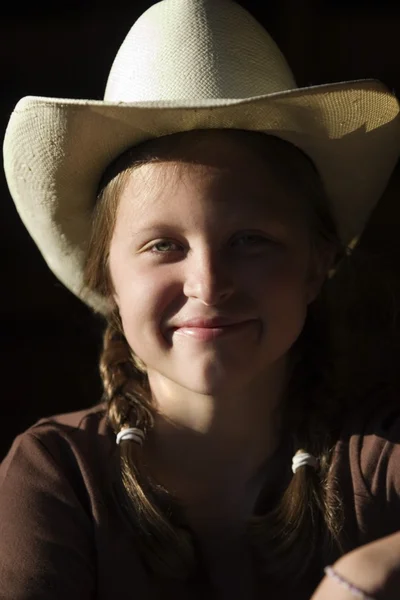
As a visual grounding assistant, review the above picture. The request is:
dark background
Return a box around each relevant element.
[2,0,400,459]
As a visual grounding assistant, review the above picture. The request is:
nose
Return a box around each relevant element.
[183,249,235,306]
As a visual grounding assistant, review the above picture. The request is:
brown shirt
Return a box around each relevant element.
[1,399,400,599]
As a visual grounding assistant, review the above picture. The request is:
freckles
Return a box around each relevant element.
[251,260,291,287]
[268,251,308,281]
[125,272,184,335]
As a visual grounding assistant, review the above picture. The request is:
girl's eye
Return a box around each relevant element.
[232,234,271,247]
[150,240,183,253]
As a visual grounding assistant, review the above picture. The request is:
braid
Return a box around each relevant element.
[249,291,345,581]
[101,315,196,579]
[100,316,153,433]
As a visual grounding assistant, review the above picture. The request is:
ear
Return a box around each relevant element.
[306,245,336,304]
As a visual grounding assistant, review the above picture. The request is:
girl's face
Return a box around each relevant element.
[109,134,325,396]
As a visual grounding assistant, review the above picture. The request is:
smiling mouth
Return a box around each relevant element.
[172,320,257,342]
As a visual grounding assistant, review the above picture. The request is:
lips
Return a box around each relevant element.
[173,316,245,328]
[169,316,257,341]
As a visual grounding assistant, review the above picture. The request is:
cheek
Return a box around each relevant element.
[252,259,310,334]
[113,266,182,342]
[243,253,310,303]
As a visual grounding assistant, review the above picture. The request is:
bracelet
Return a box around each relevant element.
[324,566,376,600]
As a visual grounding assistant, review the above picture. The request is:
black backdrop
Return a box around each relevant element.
[2,0,400,459]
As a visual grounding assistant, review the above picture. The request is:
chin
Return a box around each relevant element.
[175,361,247,396]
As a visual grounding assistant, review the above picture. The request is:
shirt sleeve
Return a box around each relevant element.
[0,430,96,599]
[359,404,400,532]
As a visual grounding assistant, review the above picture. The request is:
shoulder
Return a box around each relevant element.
[23,402,113,458]
[1,403,116,509]
[340,391,400,499]
[356,401,400,496]
[331,388,400,543]
[32,401,110,435]
[0,405,137,597]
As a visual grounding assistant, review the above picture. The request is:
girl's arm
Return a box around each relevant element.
[311,401,400,599]
[311,530,400,599]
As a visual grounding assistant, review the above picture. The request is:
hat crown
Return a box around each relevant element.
[105,0,297,102]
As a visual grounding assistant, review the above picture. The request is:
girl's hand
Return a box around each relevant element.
[310,532,400,600]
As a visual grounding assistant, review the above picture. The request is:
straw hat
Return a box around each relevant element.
[3,0,400,313]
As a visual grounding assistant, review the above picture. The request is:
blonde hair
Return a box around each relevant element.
[84,130,347,582]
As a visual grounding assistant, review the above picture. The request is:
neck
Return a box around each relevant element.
[143,359,288,517]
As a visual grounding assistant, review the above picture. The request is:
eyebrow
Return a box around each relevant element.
[128,224,185,237]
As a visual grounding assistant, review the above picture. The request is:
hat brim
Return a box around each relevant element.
[4,79,400,313]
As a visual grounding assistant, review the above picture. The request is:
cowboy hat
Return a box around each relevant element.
[3,0,400,313]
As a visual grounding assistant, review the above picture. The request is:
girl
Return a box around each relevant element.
[2,1,400,598]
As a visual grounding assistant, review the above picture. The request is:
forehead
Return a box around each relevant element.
[115,130,316,224]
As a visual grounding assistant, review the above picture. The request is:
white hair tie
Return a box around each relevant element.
[292,452,319,474]
[116,427,145,446]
